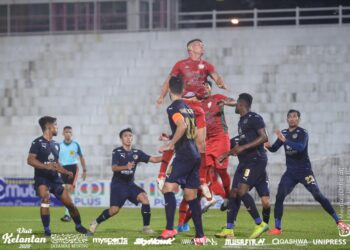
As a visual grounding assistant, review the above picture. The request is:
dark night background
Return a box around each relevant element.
[180,0,350,11]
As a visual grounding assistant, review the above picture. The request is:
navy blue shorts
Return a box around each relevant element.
[277,169,318,196]
[34,175,64,199]
[61,164,78,185]
[233,156,268,188]
[166,154,200,189]
[110,181,145,207]
[232,166,270,197]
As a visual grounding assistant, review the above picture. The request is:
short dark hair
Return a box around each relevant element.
[38,116,57,132]
[287,109,301,118]
[119,127,133,138]
[187,38,202,48]
[63,126,72,130]
[169,76,183,95]
[238,93,253,108]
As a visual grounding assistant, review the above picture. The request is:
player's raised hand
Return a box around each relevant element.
[127,162,136,170]
[275,129,286,142]
[156,96,164,108]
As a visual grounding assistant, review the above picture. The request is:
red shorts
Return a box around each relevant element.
[183,99,206,129]
[206,134,230,169]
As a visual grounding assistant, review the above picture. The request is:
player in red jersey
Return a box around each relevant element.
[201,80,236,212]
[156,39,228,200]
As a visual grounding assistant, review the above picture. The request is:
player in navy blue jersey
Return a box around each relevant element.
[89,128,162,235]
[158,76,206,245]
[215,93,269,239]
[27,116,90,236]
[265,110,350,235]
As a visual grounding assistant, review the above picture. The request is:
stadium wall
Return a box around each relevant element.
[0,24,349,204]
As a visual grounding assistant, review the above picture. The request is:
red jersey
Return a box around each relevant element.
[202,94,228,138]
[170,58,215,99]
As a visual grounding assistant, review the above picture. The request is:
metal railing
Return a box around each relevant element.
[0,4,349,36]
[177,5,350,29]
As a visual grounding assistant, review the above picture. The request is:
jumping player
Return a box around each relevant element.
[89,128,162,234]
[158,76,206,245]
[27,116,90,236]
[201,80,236,212]
[156,39,228,200]
[266,110,349,235]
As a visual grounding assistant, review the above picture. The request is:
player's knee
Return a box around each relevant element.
[41,194,50,204]
[138,193,149,204]
[109,206,119,215]
[229,188,238,198]
[261,197,270,208]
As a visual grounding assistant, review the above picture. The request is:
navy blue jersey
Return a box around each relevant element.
[29,136,60,179]
[237,112,267,161]
[111,147,150,183]
[268,127,311,171]
[167,100,198,156]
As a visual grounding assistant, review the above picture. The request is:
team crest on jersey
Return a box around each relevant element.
[133,154,139,161]
[208,101,212,108]
[198,63,205,69]
[292,133,298,139]
[48,152,55,162]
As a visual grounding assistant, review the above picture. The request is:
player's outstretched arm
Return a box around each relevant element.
[149,156,162,163]
[156,75,171,107]
[27,153,54,171]
[265,139,283,153]
[218,97,236,107]
[210,72,228,90]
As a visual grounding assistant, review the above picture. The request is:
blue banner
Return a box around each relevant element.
[0,178,62,206]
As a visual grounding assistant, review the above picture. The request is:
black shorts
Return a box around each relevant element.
[34,175,64,199]
[61,164,78,185]
[233,156,267,188]
[110,181,145,208]
[166,153,201,189]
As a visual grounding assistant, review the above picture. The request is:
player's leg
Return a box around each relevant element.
[61,165,78,222]
[90,181,125,233]
[159,181,179,239]
[216,168,231,211]
[215,167,241,238]
[177,198,190,232]
[268,172,297,235]
[201,166,218,213]
[59,188,90,234]
[184,187,206,244]
[261,196,270,224]
[302,173,349,231]
[37,184,51,236]
[136,192,154,234]
[256,171,271,224]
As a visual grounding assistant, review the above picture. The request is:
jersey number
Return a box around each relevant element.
[185,117,196,140]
